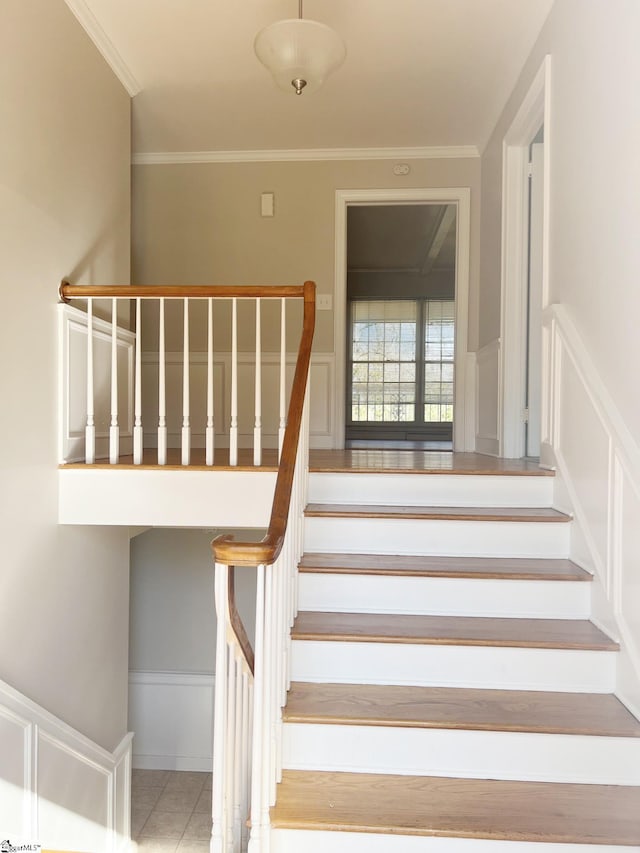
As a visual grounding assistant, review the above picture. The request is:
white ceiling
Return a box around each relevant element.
[67,0,555,155]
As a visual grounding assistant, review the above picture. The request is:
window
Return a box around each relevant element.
[347,298,454,441]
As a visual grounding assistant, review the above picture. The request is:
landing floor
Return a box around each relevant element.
[63,449,550,476]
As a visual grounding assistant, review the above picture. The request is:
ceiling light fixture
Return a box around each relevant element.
[254,0,346,96]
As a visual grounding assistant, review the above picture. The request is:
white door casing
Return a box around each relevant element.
[500,56,552,458]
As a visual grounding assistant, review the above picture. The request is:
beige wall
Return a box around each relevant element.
[129,528,258,674]
[0,0,131,751]
[132,156,481,352]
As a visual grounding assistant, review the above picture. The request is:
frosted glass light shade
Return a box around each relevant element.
[254,18,346,95]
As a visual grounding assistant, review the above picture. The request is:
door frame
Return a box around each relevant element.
[500,56,552,458]
[334,187,471,450]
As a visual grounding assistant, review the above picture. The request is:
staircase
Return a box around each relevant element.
[270,462,640,852]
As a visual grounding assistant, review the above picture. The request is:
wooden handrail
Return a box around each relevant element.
[228,566,255,675]
[212,280,316,567]
[59,280,305,301]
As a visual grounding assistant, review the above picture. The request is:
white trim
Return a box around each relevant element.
[541,303,640,718]
[334,188,472,451]
[133,145,480,166]
[63,0,141,96]
[0,676,133,851]
[500,56,552,457]
[128,670,215,772]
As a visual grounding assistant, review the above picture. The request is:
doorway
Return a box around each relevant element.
[334,188,471,451]
[345,204,456,447]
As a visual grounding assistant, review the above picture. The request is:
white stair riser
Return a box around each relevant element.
[271,829,640,853]
[298,575,591,619]
[291,641,616,693]
[282,723,640,785]
[304,518,570,558]
[308,472,554,508]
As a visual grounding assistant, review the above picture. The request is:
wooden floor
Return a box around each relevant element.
[292,612,619,650]
[284,682,640,737]
[309,450,553,475]
[62,448,552,475]
[298,553,592,581]
[271,770,640,845]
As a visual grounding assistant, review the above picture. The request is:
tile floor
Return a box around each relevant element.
[130,769,213,853]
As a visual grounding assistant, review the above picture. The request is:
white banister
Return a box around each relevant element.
[85,297,95,465]
[158,297,167,465]
[230,298,238,466]
[254,298,262,466]
[133,297,143,464]
[182,297,191,466]
[279,298,286,457]
[212,563,229,853]
[109,298,119,464]
[206,297,215,466]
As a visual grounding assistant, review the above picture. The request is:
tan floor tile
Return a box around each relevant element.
[193,789,212,814]
[139,810,191,839]
[183,812,213,841]
[176,842,210,853]
[202,773,213,791]
[132,787,163,810]
[133,769,170,788]
[131,806,154,835]
[155,787,201,813]
[131,839,178,853]
[164,771,208,793]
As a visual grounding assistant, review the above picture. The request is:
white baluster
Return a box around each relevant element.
[206,297,215,465]
[254,298,262,466]
[233,655,243,851]
[158,298,167,465]
[212,563,229,853]
[230,298,238,466]
[133,297,143,464]
[225,644,236,853]
[279,299,286,458]
[85,298,95,464]
[182,297,191,465]
[241,672,251,852]
[247,566,265,853]
[109,298,119,464]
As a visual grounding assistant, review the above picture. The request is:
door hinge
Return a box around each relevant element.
[523,407,530,423]
[527,161,533,179]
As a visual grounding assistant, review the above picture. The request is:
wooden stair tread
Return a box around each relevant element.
[271,770,640,845]
[299,552,591,581]
[292,611,618,650]
[304,503,571,522]
[284,682,640,737]
[308,450,555,476]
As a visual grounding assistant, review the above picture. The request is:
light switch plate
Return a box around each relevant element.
[317,294,332,310]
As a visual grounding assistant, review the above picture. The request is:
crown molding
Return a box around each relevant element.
[64,0,141,96]
[132,145,480,166]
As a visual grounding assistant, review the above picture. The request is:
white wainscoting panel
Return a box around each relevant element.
[0,677,132,852]
[142,352,335,450]
[58,303,135,463]
[542,304,640,719]
[475,339,500,456]
[128,670,215,772]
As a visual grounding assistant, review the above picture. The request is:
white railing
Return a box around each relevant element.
[212,394,309,853]
[210,282,315,853]
[58,282,304,466]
